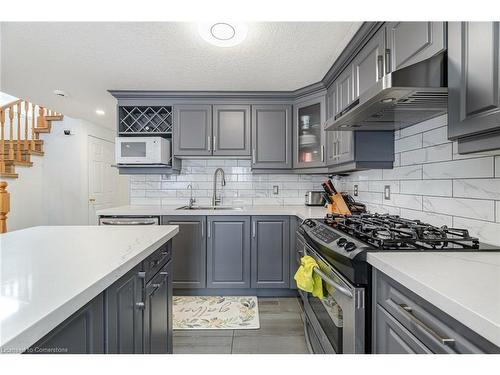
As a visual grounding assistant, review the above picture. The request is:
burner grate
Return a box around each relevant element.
[327,213,480,250]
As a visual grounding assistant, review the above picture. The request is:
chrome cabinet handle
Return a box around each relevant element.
[252,149,256,164]
[313,267,353,298]
[201,222,204,238]
[213,136,216,151]
[252,221,256,238]
[207,222,211,238]
[136,302,145,309]
[137,271,146,279]
[385,48,392,74]
[377,55,384,79]
[321,145,325,162]
[396,303,455,346]
[208,136,211,151]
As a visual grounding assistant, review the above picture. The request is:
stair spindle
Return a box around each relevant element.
[31,104,36,150]
[0,181,10,234]
[16,102,22,162]
[24,101,29,151]
[9,106,14,160]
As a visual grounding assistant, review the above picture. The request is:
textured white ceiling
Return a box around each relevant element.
[0,22,361,128]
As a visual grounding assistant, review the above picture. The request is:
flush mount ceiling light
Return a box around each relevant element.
[95,109,105,116]
[198,22,248,47]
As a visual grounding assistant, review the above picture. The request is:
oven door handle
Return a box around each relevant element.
[313,267,353,298]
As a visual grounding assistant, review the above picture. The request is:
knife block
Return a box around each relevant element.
[327,193,352,215]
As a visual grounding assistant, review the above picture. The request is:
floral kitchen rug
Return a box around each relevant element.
[173,296,260,330]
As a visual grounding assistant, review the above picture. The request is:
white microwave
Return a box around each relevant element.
[115,137,171,165]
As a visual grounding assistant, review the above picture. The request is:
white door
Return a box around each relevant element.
[88,136,127,224]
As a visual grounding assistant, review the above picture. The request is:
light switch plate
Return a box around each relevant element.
[273,185,279,195]
[353,185,358,196]
[384,185,391,200]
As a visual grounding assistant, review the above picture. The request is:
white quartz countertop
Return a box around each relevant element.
[0,225,179,353]
[97,205,328,220]
[367,251,500,347]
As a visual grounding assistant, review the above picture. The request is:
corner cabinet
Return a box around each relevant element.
[173,105,213,156]
[448,22,500,154]
[251,216,290,288]
[293,96,326,168]
[385,22,446,71]
[251,105,292,169]
[206,216,251,288]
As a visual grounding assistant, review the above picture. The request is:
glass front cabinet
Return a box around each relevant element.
[293,95,326,168]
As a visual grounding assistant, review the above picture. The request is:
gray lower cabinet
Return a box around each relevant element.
[373,268,500,354]
[448,22,500,153]
[144,261,173,354]
[251,105,292,169]
[29,294,105,354]
[213,105,251,156]
[105,265,144,354]
[173,104,212,156]
[163,216,206,289]
[385,22,446,71]
[251,216,290,288]
[207,216,251,288]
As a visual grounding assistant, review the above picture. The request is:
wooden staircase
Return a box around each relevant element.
[0,99,63,179]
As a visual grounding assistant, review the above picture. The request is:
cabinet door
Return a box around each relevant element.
[144,262,172,354]
[251,105,292,169]
[213,105,251,156]
[105,265,144,354]
[294,96,326,168]
[353,28,386,100]
[337,131,355,165]
[325,85,341,166]
[386,22,445,71]
[251,216,290,288]
[163,216,206,289]
[207,216,251,288]
[336,65,354,114]
[448,22,500,140]
[375,304,432,354]
[31,294,105,354]
[173,105,212,156]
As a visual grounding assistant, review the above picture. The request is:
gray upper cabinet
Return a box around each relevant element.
[251,105,292,169]
[106,265,144,354]
[448,22,500,153]
[163,216,206,289]
[336,65,355,115]
[212,105,251,156]
[353,27,386,100]
[294,95,326,168]
[251,216,290,289]
[385,22,446,71]
[173,105,212,156]
[207,216,251,288]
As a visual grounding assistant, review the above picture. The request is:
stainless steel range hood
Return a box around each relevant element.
[324,52,448,131]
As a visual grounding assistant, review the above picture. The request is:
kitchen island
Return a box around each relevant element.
[0,225,179,354]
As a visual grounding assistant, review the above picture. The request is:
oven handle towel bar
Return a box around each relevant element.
[312,267,354,299]
[294,256,324,299]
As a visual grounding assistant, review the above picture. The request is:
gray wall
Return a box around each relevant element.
[339,115,500,246]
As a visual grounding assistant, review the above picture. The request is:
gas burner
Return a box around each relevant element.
[324,213,480,250]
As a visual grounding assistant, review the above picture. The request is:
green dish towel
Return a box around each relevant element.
[294,255,323,299]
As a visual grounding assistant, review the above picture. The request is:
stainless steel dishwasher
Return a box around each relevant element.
[98,216,160,225]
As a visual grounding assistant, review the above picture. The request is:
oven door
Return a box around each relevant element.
[300,243,366,354]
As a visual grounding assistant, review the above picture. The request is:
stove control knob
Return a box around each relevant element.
[344,242,356,252]
[337,237,347,247]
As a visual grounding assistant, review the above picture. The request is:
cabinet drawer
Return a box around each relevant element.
[375,270,500,353]
[144,243,172,282]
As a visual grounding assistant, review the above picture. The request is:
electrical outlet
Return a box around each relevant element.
[353,185,358,196]
[273,185,279,195]
[384,185,391,200]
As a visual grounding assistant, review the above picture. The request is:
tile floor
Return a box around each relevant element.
[172,297,310,354]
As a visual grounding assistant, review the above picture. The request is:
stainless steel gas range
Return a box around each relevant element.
[296,213,499,354]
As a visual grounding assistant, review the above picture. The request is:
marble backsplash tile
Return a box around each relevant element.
[129,159,326,207]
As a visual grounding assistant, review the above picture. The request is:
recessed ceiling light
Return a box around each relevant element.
[95,109,105,116]
[198,22,247,47]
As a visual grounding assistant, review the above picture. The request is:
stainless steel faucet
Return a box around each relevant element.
[212,168,226,206]
[187,183,196,208]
